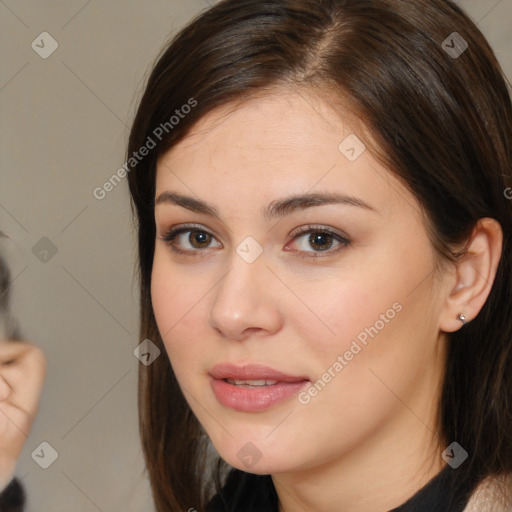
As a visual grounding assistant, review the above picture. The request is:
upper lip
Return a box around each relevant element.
[209,363,309,383]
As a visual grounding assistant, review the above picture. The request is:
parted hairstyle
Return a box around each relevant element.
[126,0,512,510]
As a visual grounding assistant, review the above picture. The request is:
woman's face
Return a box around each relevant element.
[151,90,449,475]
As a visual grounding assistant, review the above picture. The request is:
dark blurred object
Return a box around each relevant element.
[0,478,25,512]
[0,231,22,340]
[0,234,26,511]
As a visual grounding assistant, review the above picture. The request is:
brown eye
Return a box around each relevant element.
[287,226,351,258]
[308,232,335,251]
[189,230,212,248]
[160,225,222,255]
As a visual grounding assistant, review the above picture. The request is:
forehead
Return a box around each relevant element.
[154,89,420,223]
[158,89,361,175]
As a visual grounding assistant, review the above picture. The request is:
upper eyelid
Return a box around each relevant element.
[159,223,217,236]
[161,222,346,233]
[160,223,347,240]
[160,224,349,249]
[160,224,222,245]
[289,224,349,240]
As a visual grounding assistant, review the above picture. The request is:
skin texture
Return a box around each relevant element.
[0,340,46,491]
[150,90,502,512]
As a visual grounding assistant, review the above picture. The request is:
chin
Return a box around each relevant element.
[208,432,305,475]
[226,454,295,476]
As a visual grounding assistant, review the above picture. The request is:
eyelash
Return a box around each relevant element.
[158,223,350,259]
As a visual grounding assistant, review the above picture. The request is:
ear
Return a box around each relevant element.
[439,217,503,333]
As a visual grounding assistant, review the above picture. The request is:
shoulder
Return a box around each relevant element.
[463,472,512,512]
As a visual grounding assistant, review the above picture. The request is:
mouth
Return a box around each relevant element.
[209,362,309,382]
[224,378,281,388]
[209,363,310,412]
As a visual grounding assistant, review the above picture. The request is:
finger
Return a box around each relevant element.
[0,340,34,365]
[0,400,31,486]
[0,399,30,440]
[0,344,46,417]
[0,375,11,402]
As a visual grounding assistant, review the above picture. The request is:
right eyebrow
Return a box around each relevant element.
[154,191,220,218]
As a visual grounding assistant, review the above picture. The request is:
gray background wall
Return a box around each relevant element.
[0,1,510,510]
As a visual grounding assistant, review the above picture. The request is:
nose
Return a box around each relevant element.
[208,252,283,341]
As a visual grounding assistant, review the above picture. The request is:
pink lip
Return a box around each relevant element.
[209,363,310,412]
[209,363,309,382]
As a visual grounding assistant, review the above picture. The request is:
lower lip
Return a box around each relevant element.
[210,377,309,412]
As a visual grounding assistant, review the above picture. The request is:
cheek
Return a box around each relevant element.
[283,267,402,361]
[151,250,201,332]
[287,246,437,386]
[150,252,212,368]
[151,256,178,336]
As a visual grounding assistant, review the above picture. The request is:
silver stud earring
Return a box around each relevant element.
[458,313,467,325]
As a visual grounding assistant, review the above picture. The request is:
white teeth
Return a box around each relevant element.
[226,379,278,387]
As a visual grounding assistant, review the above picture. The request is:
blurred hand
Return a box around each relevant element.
[0,340,45,492]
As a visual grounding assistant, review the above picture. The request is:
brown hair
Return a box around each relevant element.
[126,0,512,510]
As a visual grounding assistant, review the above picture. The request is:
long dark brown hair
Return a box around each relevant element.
[126,1,512,510]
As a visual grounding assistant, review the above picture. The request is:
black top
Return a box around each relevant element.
[0,464,476,511]
[206,463,478,512]
[0,478,25,512]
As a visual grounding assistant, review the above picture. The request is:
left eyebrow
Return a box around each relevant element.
[154,191,377,220]
[262,192,377,220]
